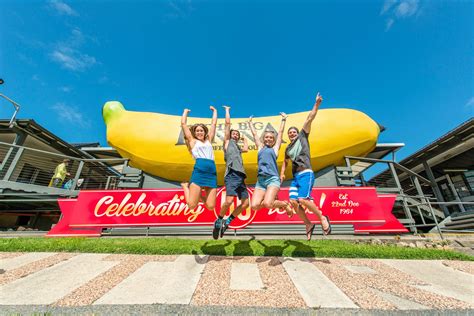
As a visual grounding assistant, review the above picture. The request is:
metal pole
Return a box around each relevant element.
[445,174,466,213]
[71,161,84,191]
[427,199,444,240]
[3,147,24,181]
[389,162,416,233]
[423,160,449,216]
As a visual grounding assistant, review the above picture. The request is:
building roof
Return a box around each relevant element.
[370,118,474,181]
[0,119,94,159]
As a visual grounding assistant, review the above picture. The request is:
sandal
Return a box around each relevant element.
[284,202,294,218]
[305,224,315,241]
[322,215,332,236]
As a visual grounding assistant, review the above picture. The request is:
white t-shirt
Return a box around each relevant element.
[192,140,215,160]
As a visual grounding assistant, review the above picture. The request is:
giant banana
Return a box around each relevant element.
[103,102,380,185]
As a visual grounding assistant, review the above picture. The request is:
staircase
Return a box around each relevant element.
[442,211,474,232]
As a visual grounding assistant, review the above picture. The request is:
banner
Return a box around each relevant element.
[47,187,407,237]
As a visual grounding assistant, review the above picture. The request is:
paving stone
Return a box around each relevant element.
[0,254,117,305]
[230,263,264,290]
[280,258,358,308]
[380,259,474,304]
[0,253,56,271]
[94,255,208,305]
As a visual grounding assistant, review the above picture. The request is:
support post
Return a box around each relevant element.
[71,161,84,191]
[389,162,416,233]
[423,161,450,216]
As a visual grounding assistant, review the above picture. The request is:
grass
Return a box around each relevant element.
[0,237,472,261]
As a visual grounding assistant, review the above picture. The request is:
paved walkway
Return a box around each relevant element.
[0,252,473,313]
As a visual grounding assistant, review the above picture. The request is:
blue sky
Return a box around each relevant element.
[0,0,472,162]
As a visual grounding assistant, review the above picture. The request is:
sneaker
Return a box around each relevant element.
[220,218,231,238]
[212,218,223,240]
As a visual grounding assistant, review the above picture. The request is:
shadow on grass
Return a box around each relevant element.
[190,238,322,259]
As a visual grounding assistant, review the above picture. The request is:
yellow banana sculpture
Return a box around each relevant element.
[103,101,380,185]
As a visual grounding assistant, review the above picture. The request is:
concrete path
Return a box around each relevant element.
[0,252,473,311]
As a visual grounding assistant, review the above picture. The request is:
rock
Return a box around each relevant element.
[399,242,409,247]
[16,226,26,231]
[415,241,425,248]
[408,243,416,248]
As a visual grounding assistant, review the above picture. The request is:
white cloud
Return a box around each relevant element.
[395,0,419,17]
[380,0,397,15]
[466,97,474,108]
[50,28,97,72]
[60,86,72,92]
[98,76,109,84]
[31,74,46,86]
[51,47,97,71]
[48,0,78,16]
[380,0,420,31]
[51,102,90,127]
[165,0,194,20]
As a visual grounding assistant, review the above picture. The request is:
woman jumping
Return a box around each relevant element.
[249,113,293,215]
[280,93,332,240]
[180,106,218,231]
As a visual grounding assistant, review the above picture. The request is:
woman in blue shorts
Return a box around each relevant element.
[180,106,218,213]
[249,113,293,215]
[280,93,331,240]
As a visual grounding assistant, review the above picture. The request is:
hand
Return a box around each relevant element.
[222,105,230,110]
[280,174,285,183]
[315,92,323,104]
[183,108,191,114]
[248,115,254,123]
[279,112,288,120]
[209,106,217,111]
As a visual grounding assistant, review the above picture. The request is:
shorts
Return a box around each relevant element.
[289,169,315,200]
[190,158,217,188]
[224,169,249,200]
[255,175,280,191]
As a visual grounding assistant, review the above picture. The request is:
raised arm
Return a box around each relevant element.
[241,136,249,153]
[248,116,263,148]
[223,105,231,149]
[302,92,323,134]
[208,106,218,142]
[181,108,195,150]
[273,112,287,154]
[280,158,289,183]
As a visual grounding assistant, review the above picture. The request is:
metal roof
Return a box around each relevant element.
[370,118,474,182]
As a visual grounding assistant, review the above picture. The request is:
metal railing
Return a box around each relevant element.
[0,93,21,128]
[407,200,474,239]
[344,156,444,234]
[0,141,128,195]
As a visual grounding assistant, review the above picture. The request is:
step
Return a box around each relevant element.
[442,223,474,230]
[451,214,474,222]
[445,218,474,227]
[451,210,474,219]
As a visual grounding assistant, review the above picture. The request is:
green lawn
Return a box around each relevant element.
[0,237,472,260]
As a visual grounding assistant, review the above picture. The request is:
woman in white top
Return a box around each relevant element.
[180,106,218,212]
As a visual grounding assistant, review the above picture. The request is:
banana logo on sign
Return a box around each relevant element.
[103,101,380,185]
[214,187,256,229]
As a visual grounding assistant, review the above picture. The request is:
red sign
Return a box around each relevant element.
[47,187,407,237]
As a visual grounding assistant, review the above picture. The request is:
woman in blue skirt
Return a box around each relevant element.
[180,106,218,214]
